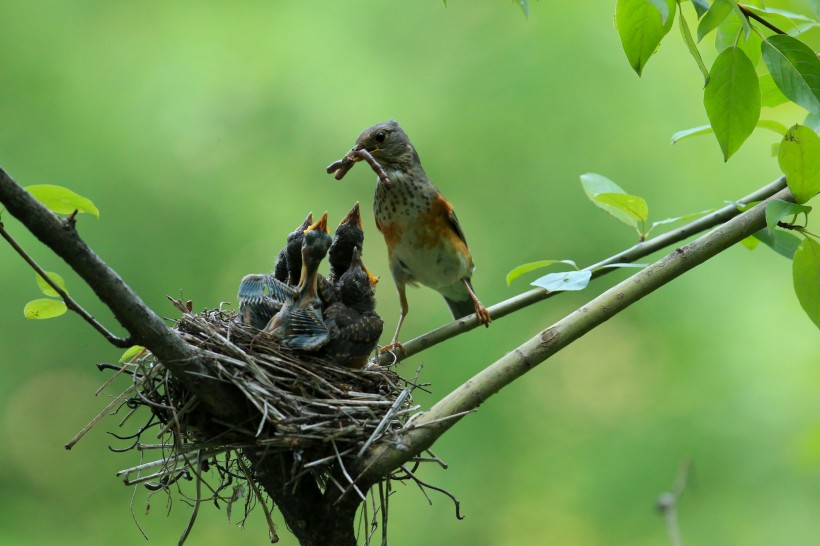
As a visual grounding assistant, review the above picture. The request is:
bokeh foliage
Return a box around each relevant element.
[0,1,817,545]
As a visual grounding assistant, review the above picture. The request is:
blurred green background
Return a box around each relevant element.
[1,1,818,545]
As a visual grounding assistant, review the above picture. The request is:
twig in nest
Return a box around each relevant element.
[399,464,464,520]
[327,148,391,187]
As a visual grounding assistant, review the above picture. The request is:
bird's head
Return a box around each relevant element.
[339,246,379,305]
[302,211,332,266]
[353,119,417,169]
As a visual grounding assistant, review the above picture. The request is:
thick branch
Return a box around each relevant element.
[378,177,786,365]
[0,167,246,422]
[359,185,794,480]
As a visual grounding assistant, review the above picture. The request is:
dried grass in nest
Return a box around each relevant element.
[93,306,429,543]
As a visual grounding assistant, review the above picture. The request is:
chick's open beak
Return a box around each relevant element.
[305,211,329,234]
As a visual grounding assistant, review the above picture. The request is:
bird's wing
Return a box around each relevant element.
[447,208,468,246]
[238,274,296,305]
[281,306,330,351]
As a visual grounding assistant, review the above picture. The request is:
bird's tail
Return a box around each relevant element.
[443,295,476,320]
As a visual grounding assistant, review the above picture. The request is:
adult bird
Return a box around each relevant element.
[336,119,491,349]
[321,246,383,368]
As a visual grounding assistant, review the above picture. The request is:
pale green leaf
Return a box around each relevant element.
[778,124,820,203]
[648,0,670,23]
[743,6,819,35]
[804,112,820,133]
[35,271,68,297]
[531,270,592,292]
[671,124,712,144]
[761,35,820,117]
[24,298,68,319]
[715,15,761,67]
[592,193,649,223]
[740,235,760,250]
[793,238,820,328]
[119,345,146,363]
[506,259,578,286]
[580,173,639,228]
[697,0,733,42]
[616,0,676,76]
[704,46,761,160]
[764,199,812,233]
[25,184,100,218]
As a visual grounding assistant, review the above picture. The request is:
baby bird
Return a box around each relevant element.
[273,212,314,285]
[264,212,333,350]
[328,202,365,283]
[321,247,383,368]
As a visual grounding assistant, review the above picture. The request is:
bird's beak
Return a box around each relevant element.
[339,202,363,228]
[352,247,379,286]
[305,211,329,234]
[299,212,314,231]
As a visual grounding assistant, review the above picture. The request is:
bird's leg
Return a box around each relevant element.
[380,281,408,354]
[462,278,491,327]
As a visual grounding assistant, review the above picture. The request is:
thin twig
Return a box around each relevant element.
[737,4,788,35]
[0,220,133,347]
[376,176,787,365]
[657,457,693,546]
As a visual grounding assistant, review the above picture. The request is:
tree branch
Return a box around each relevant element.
[378,176,786,365]
[0,167,248,422]
[358,185,794,481]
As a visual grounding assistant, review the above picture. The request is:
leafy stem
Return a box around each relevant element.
[737,3,789,35]
[0,219,133,348]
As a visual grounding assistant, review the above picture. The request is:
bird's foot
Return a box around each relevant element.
[475,304,492,327]
[379,339,405,356]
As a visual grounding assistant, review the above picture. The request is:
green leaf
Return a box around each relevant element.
[119,345,146,363]
[765,199,812,233]
[740,235,760,250]
[671,124,712,144]
[697,0,733,42]
[531,270,592,292]
[793,238,820,328]
[649,208,714,234]
[24,298,68,319]
[704,46,761,161]
[35,271,67,297]
[778,124,820,203]
[691,0,710,18]
[25,184,100,218]
[679,2,710,84]
[506,259,578,286]
[592,193,649,224]
[715,15,761,67]
[760,73,790,108]
[580,173,643,228]
[752,227,802,259]
[761,35,820,117]
[616,0,676,76]
[514,0,529,17]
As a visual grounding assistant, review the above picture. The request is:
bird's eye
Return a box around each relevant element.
[374,131,386,143]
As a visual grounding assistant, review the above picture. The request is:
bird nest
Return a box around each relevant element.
[89,303,425,542]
